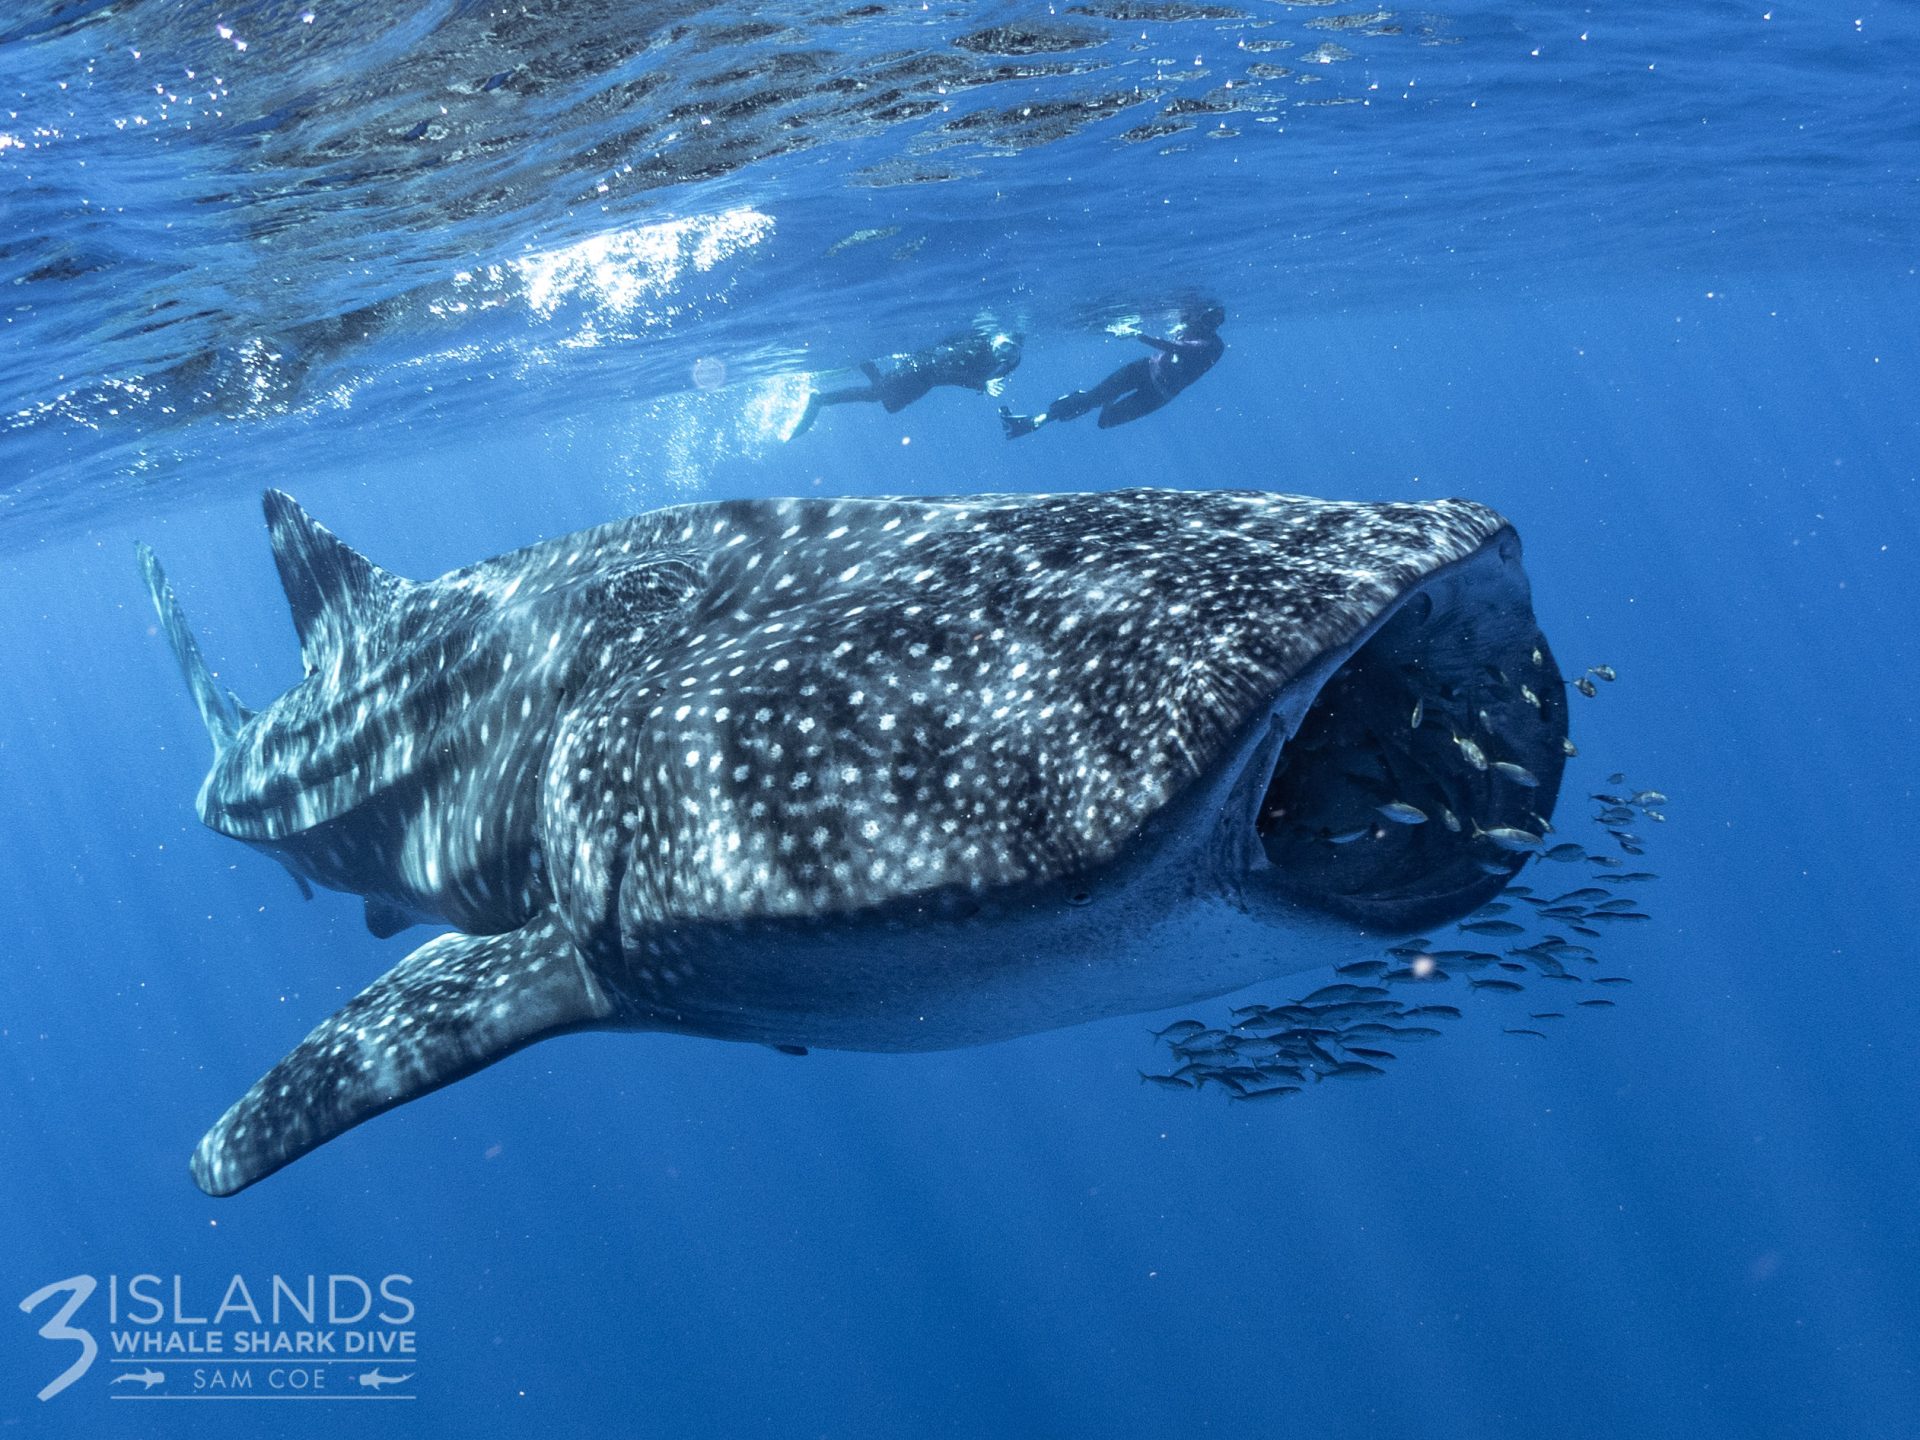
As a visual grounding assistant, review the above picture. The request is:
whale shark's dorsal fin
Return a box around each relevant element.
[262,490,412,672]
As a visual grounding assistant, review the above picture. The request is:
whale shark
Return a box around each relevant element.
[139,487,1567,1195]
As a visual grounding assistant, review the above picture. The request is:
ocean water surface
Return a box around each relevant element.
[1,2,1916,1436]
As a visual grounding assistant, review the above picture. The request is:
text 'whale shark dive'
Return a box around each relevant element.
[139,487,1568,1195]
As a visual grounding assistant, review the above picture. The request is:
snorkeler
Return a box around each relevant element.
[999,305,1225,439]
[787,331,1022,438]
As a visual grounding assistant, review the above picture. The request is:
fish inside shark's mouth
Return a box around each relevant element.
[1254,535,1570,933]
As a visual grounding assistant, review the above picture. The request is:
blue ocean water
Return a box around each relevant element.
[2,2,1917,1437]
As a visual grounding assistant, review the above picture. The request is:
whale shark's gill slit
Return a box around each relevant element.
[1256,541,1569,933]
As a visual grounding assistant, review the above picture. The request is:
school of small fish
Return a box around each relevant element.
[1289,648,1594,866]
[1141,766,1667,1100]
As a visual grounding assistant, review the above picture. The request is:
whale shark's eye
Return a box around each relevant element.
[1254,547,1568,932]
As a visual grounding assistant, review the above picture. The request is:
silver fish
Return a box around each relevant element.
[1303,984,1390,1005]
[1317,1061,1386,1082]
[1335,959,1390,978]
[1477,825,1545,853]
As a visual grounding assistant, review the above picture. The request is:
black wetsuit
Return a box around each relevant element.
[1002,326,1224,437]
[791,334,1020,437]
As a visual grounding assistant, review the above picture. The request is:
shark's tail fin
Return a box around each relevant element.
[136,542,241,755]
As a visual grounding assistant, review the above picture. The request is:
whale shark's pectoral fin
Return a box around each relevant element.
[190,917,615,1197]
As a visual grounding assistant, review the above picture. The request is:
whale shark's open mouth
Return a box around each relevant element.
[1254,535,1569,933]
